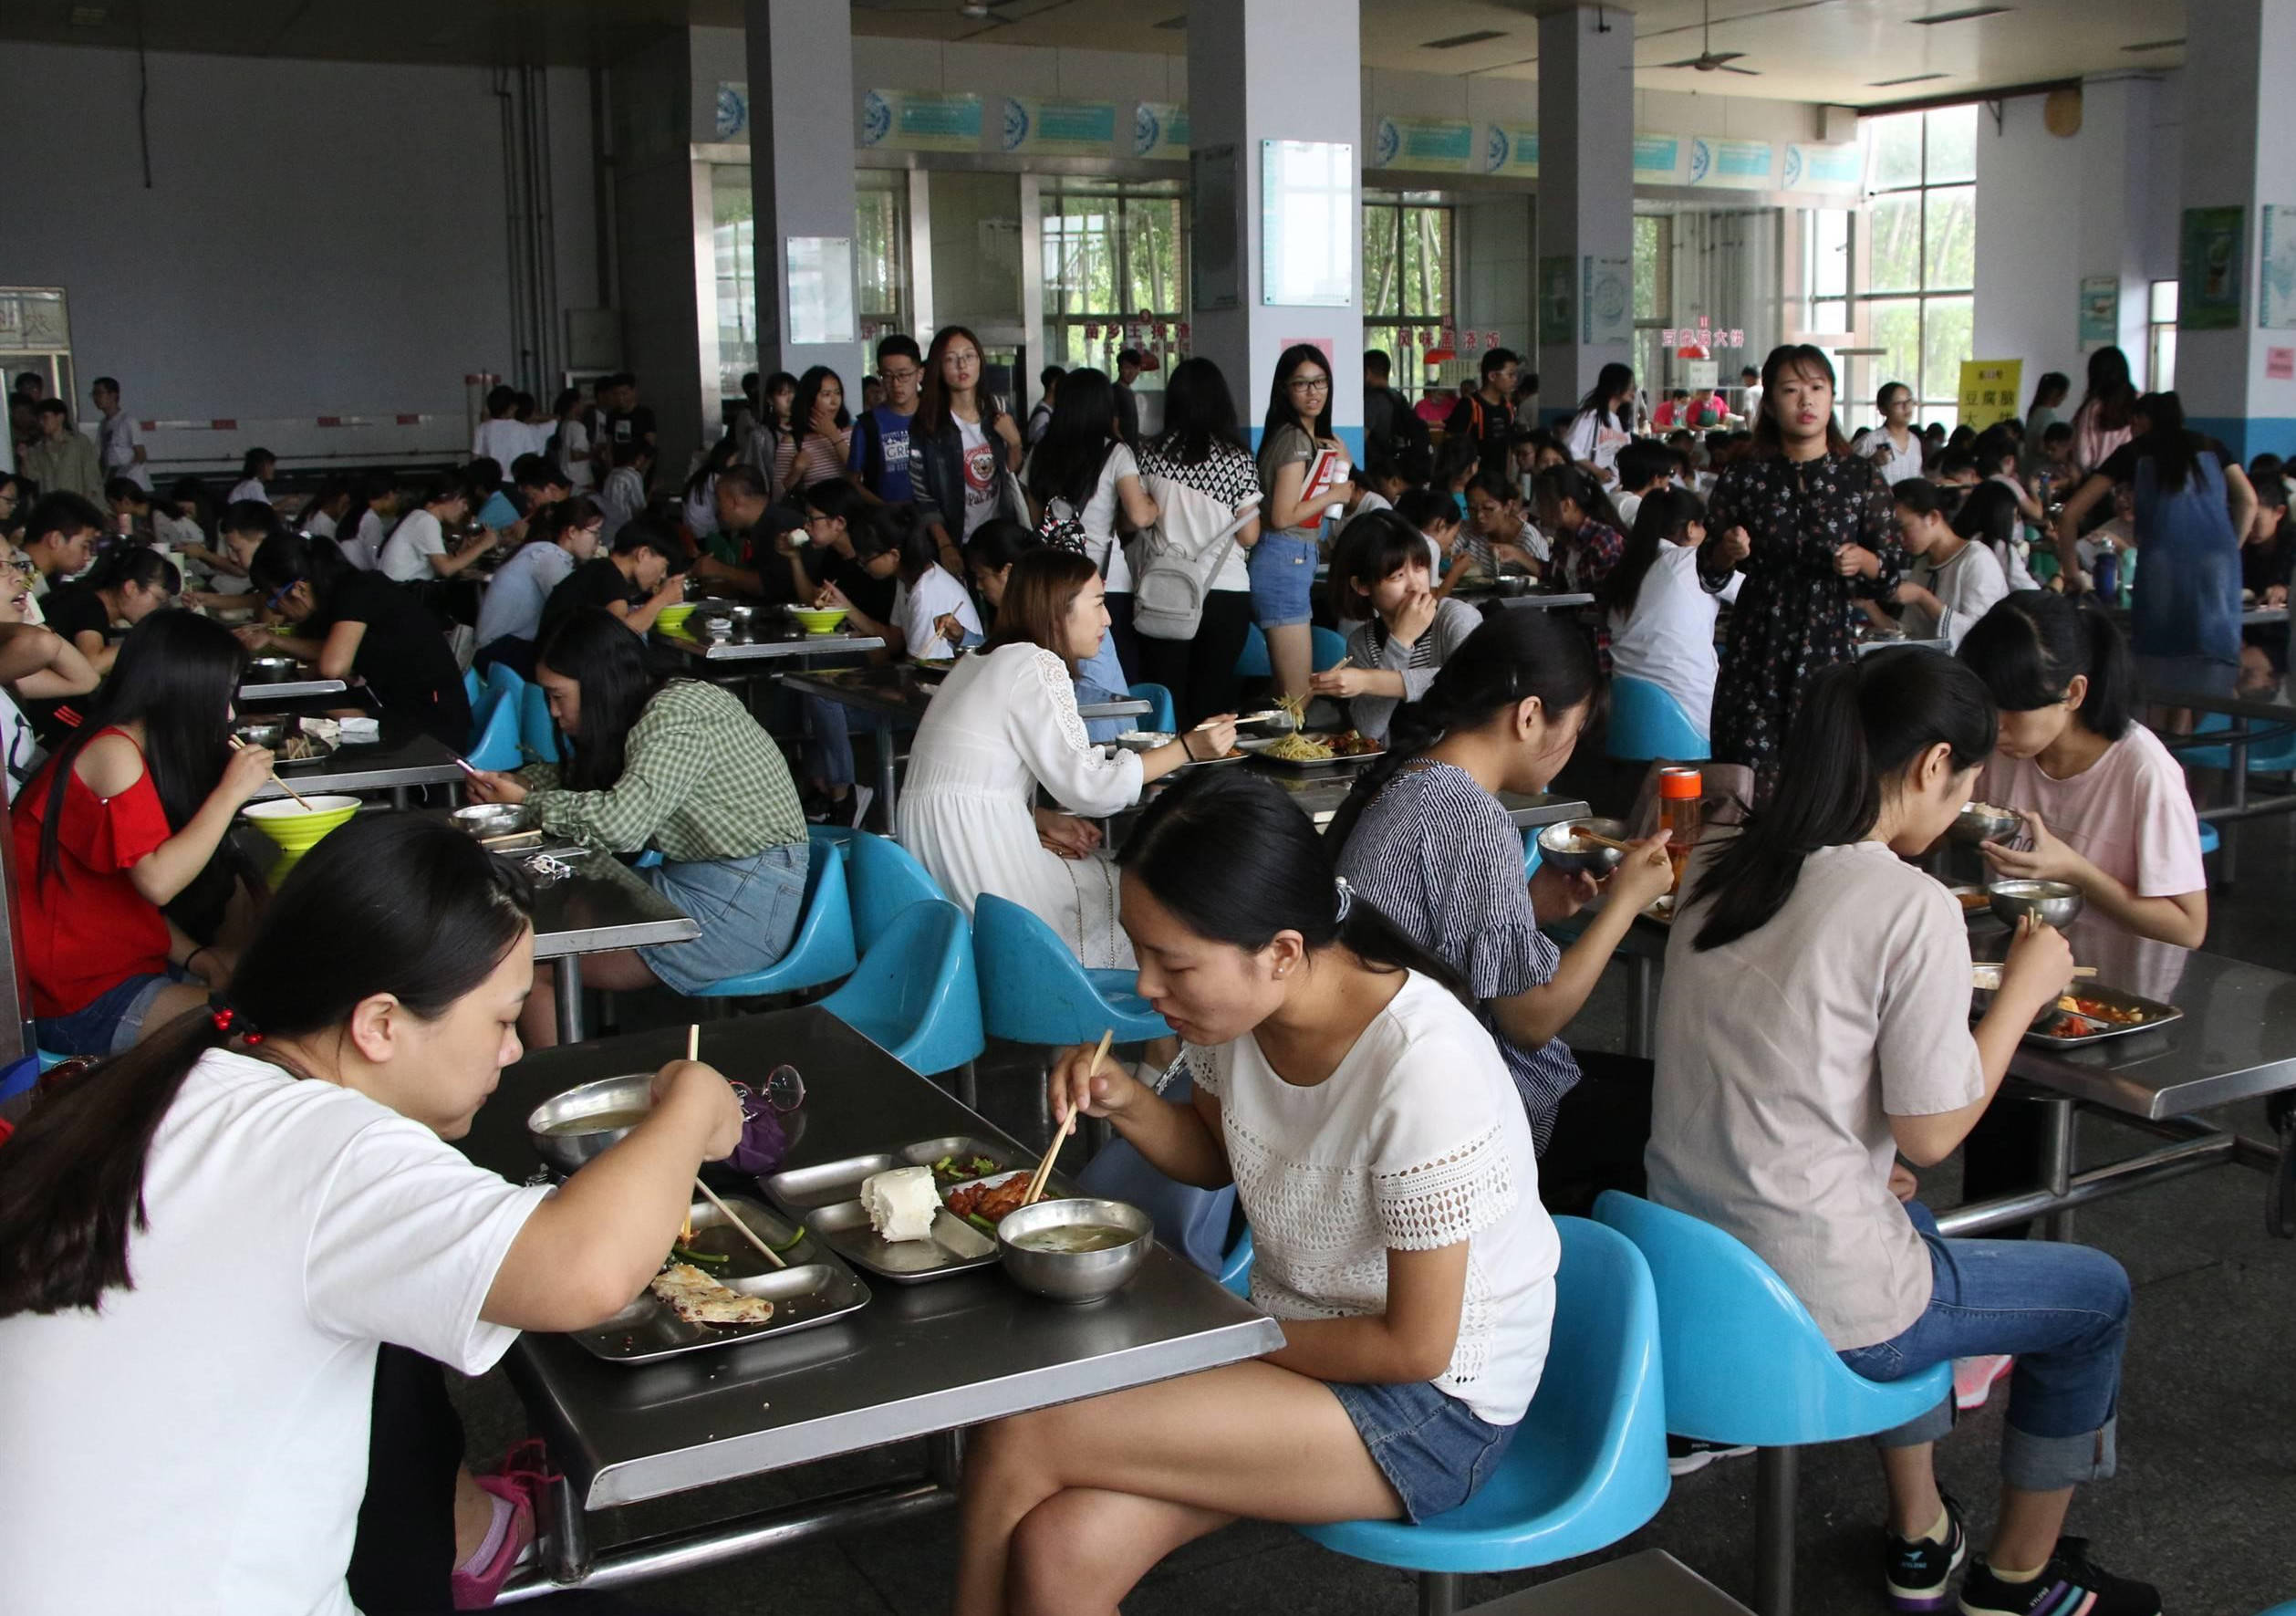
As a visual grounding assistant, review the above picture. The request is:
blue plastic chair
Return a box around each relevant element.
[2199,821,2221,856]
[483,662,524,707]
[1128,682,1179,734]
[1595,1192,1953,1616]
[686,839,859,1000]
[821,899,984,1091]
[1297,1219,1671,1610]
[1607,674,1711,764]
[518,682,559,765]
[2182,710,2296,773]
[973,892,1169,1047]
[1076,1064,1237,1277]
[1217,1226,1254,1298]
[464,686,523,769]
[1235,622,1272,680]
[462,666,483,708]
[841,829,949,954]
[1311,624,1349,672]
[2254,1602,2296,1615]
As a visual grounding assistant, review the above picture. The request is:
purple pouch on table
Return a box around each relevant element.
[715,1066,805,1176]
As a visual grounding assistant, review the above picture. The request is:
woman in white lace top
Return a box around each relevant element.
[955,770,1559,1616]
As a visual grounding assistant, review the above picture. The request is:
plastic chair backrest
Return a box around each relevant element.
[1595,1191,1949,1447]
[973,893,1169,1045]
[845,829,948,953]
[1311,625,1349,672]
[2184,711,2296,774]
[464,686,523,769]
[1128,682,1179,734]
[519,682,559,764]
[483,662,525,704]
[821,898,983,1076]
[1235,622,1272,680]
[1523,1220,1670,1486]
[1218,1226,1254,1298]
[462,667,483,708]
[1076,1064,1237,1276]
[1606,675,1710,764]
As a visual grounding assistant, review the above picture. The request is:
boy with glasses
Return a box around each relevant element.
[850,335,924,505]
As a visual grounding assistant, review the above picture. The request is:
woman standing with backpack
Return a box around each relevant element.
[1024,367,1157,683]
[1133,358,1262,726]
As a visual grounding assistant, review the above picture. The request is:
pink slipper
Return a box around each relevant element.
[450,1440,554,1611]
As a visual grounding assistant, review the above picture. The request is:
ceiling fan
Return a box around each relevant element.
[1655,0,1761,75]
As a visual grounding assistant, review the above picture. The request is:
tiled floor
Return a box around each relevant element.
[461,787,2296,1616]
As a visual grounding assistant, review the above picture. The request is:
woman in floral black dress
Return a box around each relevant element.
[1700,345,1903,799]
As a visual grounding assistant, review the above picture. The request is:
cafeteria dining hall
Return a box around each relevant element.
[11,1,2296,1612]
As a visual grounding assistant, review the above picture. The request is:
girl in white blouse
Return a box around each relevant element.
[897,548,1233,967]
[956,770,1559,1616]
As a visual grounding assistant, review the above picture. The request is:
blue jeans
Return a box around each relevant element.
[36,965,193,1057]
[1838,1202,2130,1491]
[637,842,811,994]
[1248,533,1320,628]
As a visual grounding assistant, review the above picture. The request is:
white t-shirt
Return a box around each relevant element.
[892,563,984,655]
[338,508,386,572]
[1868,428,1926,491]
[1564,408,1630,477]
[0,1049,545,1616]
[1073,443,1140,594]
[1186,972,1559,1425]
[1614,488,1645,532]
[0,683,43,801]
[472,418,532,471]
[556,418,596,491]
[1605,544,1739,739]
[1904,539,2008,649]
[99,411,150,490]
[379,508,447,582]
[957,415,1001,539]
[1648,841,1985,1350]
[229,477,268,507]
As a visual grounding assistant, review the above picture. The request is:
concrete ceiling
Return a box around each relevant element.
[0,0,2188,105]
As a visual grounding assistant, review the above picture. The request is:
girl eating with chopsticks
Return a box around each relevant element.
[1329,610,1676,1211]
[1311,509,1483,744]
[0,813,747,1616]
[1650,648,2152,1616]
[957,769,1558,1615]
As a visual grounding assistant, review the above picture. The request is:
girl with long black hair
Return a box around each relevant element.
[911,326,1024,569]
[467,607,811,1048]
[8,611,273,1055]
[1330,610,1674,1209]
[773,364,855,497]
[1254,344,1347,700]
[957,768,1561,1615]
[1312,509,1482,743]
[821,502,983,659]
[1532,462,1630,592]
[1133,355,1263,725]
[39,543,180,674]
[2069,345,2138,473]
[1025,364,1158,678]
[1652,650,2153,1616]
[0,814,747,1616]
[244,533,471,749]
[1602,485,1733,745]
[1888,478,2008,650]
[1563,360,1636,484]
[961,516,1135,742]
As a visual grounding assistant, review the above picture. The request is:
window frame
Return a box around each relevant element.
[1361,193,1457,400]
[1847,107,1977,431]
[1040,180,1188,386]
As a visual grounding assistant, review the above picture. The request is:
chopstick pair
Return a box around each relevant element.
[1024,1028,1112,1207]
[229,735,314,809]
[1971,963,2099,986]
[674,1023,789,1269]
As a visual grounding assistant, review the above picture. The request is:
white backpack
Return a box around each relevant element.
[1132,475,1256,641]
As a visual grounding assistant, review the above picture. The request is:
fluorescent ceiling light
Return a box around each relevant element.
[2120,36,2183,51]
[1423,30,1508,49]
[1154,13,1186,26]
[1910,5,2011,23]
[1869,71,1950,86]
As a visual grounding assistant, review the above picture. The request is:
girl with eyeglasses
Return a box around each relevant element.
[1255,346,1348,701]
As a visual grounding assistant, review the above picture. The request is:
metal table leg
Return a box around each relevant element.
[1626,955,1656,1058]
[391,785,410,810]
[545,1474,593,1586]
[874,716,899,835]
[555,955,586,1044]
[1754,1444,1798,1616]
[1418,1571,1461,1615]
[2039,1096,2077,1242]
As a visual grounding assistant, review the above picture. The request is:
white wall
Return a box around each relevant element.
[0,41,597,472]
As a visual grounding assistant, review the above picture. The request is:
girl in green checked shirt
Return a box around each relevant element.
[467,607,811,1048]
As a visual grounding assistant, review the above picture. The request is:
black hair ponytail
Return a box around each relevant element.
[1689,649,1997,952]
[1956,589,2132,741]
[1326,610,1595,851]
[1119,769,1470,1003]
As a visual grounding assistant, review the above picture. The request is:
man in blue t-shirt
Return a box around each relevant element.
[848,334,922,505]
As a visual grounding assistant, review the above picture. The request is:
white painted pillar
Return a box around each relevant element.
[1534,5,1636,421]
[743,0,866,387]
[2076,75,2163,365]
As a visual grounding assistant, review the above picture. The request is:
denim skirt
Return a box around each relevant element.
[638,841,810,994]
[1248,534,1320,628]
[1326,1379,1520,1523]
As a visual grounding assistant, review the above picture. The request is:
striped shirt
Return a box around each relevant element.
[518,679,805,863]
[1335,760,1583,1150]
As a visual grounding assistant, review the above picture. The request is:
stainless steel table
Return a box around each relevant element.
[518,848,700,1042]
[785,664,1148,835]
[246,732,468,810]
[456,1007,1283,1599]
[1488,589,1595,612]
[1134,752,1587,835]
[2145,672,2296,884]
[238,676,348,704]
[649,621,886,663]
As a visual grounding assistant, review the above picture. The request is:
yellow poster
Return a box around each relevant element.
[1957,360,2023,429]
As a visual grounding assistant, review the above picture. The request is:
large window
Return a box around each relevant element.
[1633,214,1672,401]
[2148,278,2178,392]
[711,168,910,403]
[1362,194,1454,397]
[1041,181,1186,387]
[1851,105,1975,431]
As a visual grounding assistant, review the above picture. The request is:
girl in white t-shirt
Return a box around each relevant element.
[1563,362,1636,485]
[1652,651,2153,1616]
[1023,366,1158,680]
[957,769,1558,1616]
[822,505,984,659]
[1891,478,2010,650]
[0,815,747,1616]
[1601,485,1737,739]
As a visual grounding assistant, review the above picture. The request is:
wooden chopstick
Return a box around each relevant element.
[691,1177,788,1269]
[680,1024,701,1245]
[1027,1028,1112,1207]
[1572,829,1638,854]
[230,735,314,809]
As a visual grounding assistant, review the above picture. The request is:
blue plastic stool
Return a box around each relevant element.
[2199,821,2221,856]
[2253,1601,2296,1614]
[686,839,858,1000]
[1297,1219,1671,1611]
[1311,624,1349,672]
[1235,622,1272,680]
[1607,675,1710,764]
[519,682,559,765]
[464,687,523,769]
[1076,1064,1237,1277]
[2183,710,2296,773]
[1596,1192,1953,1616]
[839,829,948,954]
[822,899,983,1101]
[1128,682,1179,734]
[973,893,1169,1048]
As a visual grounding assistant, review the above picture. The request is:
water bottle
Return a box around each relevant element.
[2092,537,2118,603]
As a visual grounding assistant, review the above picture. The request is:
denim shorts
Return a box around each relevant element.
[1248,533,1320,629]
[1325,1379,1519,1523]
[638,841,811,995]
[37,965,192,1058]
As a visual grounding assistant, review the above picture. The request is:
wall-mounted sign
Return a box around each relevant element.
[2079,276,2122,347]
[1262,141,1356,307]
[1134,102,1190,160]
[1958,360,2024,428]
[715,82,749,141]
[858,89,984,153]
[785,236,857,346]
[1688,137,1775,190]
[1484,123,1539,176]
[1584,256,1632,347]
[1538,255,1575,349]
[1002,97,1117,157]
[1372,115,1476,172]
[1782,141,1863,195]
[2260,205,2296,329]
[2181,205,2246,331]
[1633,134,1685,185]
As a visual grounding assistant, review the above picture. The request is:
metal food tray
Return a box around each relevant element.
[1945,882,1997,923]
[270,735,339,773]
[569,1193,871,1364]
[1238,735,1385,770]
[763,1135,1079,1284]
[1973,982,2186,1050]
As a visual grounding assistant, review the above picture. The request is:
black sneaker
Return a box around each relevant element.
[1884,1493,1967,1612]
[1665,1434,1754,1476]
[1958,1538,2161,1616]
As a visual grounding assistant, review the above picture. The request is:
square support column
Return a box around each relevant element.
[744,0,866,388]
[1535,5,1636,422]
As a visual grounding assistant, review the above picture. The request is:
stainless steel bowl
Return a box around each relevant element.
[1953,802,2022,844]
[1987,879,2086,931]
[526,1073,656,1173]
[1115,730,1174,754]
[1536,817,1631,878]
[452,803,532,838]
[234,718,289,749]
[245,655,300,682]
[995,1196,1154,1303]
[1488,573,1536,597]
